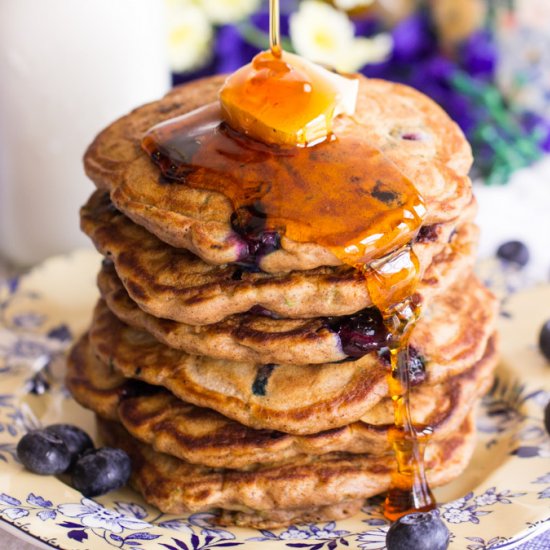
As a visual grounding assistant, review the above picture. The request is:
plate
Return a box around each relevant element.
[0,250,548,550]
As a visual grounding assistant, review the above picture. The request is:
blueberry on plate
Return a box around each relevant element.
[496,240,530,267]
[72,447,131,497]
[386,510,449,550]
[44,424,94,465]
[539,320,550,362]
[17,430,71,475]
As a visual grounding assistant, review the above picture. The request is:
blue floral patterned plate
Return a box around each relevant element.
[0,250,548,549]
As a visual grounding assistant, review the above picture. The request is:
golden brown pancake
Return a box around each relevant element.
[84,75,473,271]
[96,216,478,364]
[97,413,478,528]
[87,275,497,434]
[67,333,497,469]
[82,191,479,325]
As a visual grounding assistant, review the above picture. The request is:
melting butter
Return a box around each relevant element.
[219,50,358,147]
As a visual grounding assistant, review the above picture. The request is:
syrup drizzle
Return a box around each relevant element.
[269,0,282,58]
[143,0,435,521]
[142,105,425,267]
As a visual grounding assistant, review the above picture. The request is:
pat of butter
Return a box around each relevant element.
[219,50,358,147]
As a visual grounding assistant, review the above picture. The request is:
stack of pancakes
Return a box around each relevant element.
[67,75,499,528]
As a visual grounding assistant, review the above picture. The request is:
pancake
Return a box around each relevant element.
[88,275,497,435]
[84,75,473,272]
[97,240,484,365]
[97,413,478,528]
[82,191,478,325]
[67,332,497,469]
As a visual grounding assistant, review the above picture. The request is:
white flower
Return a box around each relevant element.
[474,492,498,507]
[289,1,392,73]
[0,329,64,374]
[279,526,310,539]
[442,507,476,524]
[198,0,261,24]
[165,0,213,72]
[2,508,29,520]
[334,0,374,10]
[57,499,151,533]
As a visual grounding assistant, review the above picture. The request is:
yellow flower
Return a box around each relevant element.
[290,1,392,72]
[334,0,375,10]
[198,0,261,24]
[165,0,213,72]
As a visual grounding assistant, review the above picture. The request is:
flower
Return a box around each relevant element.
[165,0,213,72]
[310,521,349,538]
[474,490,498,507]
[442,506,479,524]
[57,498,151,533]
[199,0,261,24]
[289,1,392,72]
[444,496,470,510]
[356,527,388,549]
[334,0,375,10]
[0,330,62,374]
[2,508,29,520]
[459,30,497,79]
[279,525,311,539]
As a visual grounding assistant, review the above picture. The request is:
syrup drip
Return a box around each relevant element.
[363,245,436,519]
[142,0,435,521]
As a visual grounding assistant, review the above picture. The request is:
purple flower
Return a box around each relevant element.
[353,17,380,38]
[390,13,436,62]
[459,30,497,79]
[214,24,259,74]
[521,111,550,152]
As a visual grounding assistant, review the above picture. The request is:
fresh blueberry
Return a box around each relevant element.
[496,240,530,267]
[539,320,550,362]
[386,509,450,550]
[17,430,71,475]
[71,447,131,497]
[403,347,426,386]
[329,308,390,358]
[44,424,94,465]
[380,346,426,386]
[544,400,550,436]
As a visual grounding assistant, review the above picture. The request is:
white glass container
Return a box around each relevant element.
[0,0,170,266]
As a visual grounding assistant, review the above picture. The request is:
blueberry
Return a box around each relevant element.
[44,424,94,465]
[386,510,449,550]
[231,204,281,268]
[329,308,390,358]
[496,240,530,267]
[71,447,131,497]
[402,347,426,386]
[416,224,439,243]
[539,320,550,362]
[379,346,426,386]
[17,430,71,475]
[545,401,550,436]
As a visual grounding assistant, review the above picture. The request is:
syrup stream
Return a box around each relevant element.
[269,0,282,58]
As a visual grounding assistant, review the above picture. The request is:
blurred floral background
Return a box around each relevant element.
[165,0,550,185]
